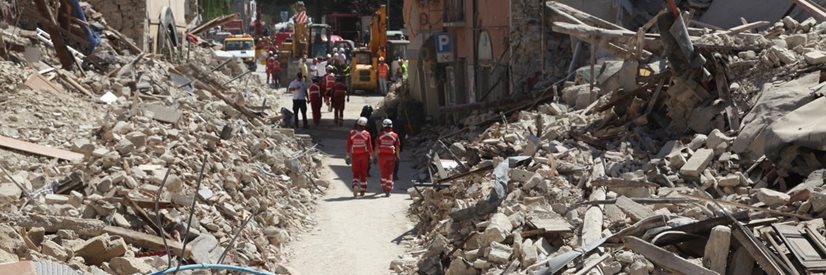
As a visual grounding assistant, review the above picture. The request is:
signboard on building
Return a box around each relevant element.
[435,32,454,63]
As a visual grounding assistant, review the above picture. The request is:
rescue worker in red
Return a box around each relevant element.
[308,80,322,126]
[323,66,336,112]
[346,117,373,197]
[266,51,281,87]
[331,80,348,126]
[375,119,400,197]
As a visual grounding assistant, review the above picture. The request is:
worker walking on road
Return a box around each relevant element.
[346,117,373,197]
[308,80,322,126]
[266,51,281,88]
[331,80,348,126]
[288,73,309,128]
[375,119,400,197]
[377,57,389,95]
[323,66,336,112]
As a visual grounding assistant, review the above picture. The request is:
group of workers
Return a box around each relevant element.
[346,106,406,197]
[287,64,348,128]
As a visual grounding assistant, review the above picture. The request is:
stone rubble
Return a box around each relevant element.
[0,2,324,274]
[390,7,826,275]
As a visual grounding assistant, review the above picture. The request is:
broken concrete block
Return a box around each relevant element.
[263,226,289,245]
[509,169,536,183]
[669,154,687,169]
[785,34,807,48]
[680,149,714,177]
[615,196,655,222]
[717,175,740,188]
[110,257,154,275]
[0,182,22,205]
[770,46,798,64]
[805,50,826,65]
[757,188,790,207]
[41,240,72,262]
[703,225,731,274]
[70,138,95,157]
[688,134,708,150]
[628,257,654,275]
[737,50,757,59]
[115,139,134,155]
[520,239,537,266]
[73,235,125,265]
[45,194,69,204]
[705,129,730,149]
[482,213,512,246]
[190,234,224,264]
[125,131,146,148]
[0,224,26,257]
[446,257,476,275]
[486,241,512,264]
[143,103,182,124]
[809,191,826,213]
[783,16,800,30]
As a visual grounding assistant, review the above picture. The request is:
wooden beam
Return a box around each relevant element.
[790,0,826,21]
[34,0,74,70]
[188,13,240,35]
[624,236,719,275]
[0,135,83,161]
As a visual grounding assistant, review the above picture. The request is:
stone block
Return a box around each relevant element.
[482,213,513,246]
[703,225,731,274]
[757,188,790,207]
[486,241,512,264]
[41,240,72,262]
[805,50,826,65]
[680,149,714,177]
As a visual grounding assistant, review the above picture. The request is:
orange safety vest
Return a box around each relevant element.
[378,130,399,155]
[348,130,371,154]
[324,73,336,90]
[308,84,321,97]
[377,64,388,78]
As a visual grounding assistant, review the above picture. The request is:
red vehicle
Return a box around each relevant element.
[223,20,244,35]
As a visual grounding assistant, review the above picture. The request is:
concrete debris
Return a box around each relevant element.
[0,2,324,273]
[396,3,826,275]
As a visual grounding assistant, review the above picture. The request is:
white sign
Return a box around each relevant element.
[435,32,454,63]
[478,31,493,61]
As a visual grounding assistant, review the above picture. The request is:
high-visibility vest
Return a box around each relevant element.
[308,84,321,97]
[378,130,399,155]
[348,130,371,154]
[324,74,336,90]
[377,64,388,78]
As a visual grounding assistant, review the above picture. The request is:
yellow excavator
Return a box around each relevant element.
[350,5,388,92]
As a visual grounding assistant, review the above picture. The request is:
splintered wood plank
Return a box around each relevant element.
[0,135,83,161]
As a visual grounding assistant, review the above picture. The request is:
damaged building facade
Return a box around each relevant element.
[84,0,198,54]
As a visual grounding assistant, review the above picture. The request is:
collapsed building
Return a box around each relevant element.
[391,1,826,275]
[0,0,322,274]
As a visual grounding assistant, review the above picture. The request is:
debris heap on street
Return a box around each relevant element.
[0,2,324,274]
[395,2,826,275]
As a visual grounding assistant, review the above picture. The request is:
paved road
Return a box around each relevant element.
[258,68,414,274]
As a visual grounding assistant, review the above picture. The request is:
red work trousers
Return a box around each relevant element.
[351,153,370,192]
[332,94,345,125]
[309,93,322,126]
[378,154,396,193]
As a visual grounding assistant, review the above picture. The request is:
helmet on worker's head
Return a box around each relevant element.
[326,54,332,59]
[357,117,368,126]
[326,65,334,70]
[379,57,385,62]
[382,119,393,128]
[269,51,274,55]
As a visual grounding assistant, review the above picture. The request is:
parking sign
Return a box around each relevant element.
[435,32,453,63]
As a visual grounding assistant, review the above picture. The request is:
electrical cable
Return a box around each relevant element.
[150,263,274,275]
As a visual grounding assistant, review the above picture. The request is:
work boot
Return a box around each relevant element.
[359,191,365,197]
[385,191,390,197]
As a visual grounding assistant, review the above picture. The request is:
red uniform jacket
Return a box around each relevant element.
[346,129,372,155]
[377,129,399,155]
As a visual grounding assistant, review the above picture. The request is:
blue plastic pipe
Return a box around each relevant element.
[149,263,274,275]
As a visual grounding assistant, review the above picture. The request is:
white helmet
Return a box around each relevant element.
[326,54,332,59]
[357,117,368,126]
[382,119,393,128]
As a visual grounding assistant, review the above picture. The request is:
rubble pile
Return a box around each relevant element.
[0,2,324,274]
[395,3,826,275]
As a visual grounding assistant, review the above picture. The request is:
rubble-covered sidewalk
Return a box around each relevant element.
[393,2,826,275]
[0,1,325,274]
